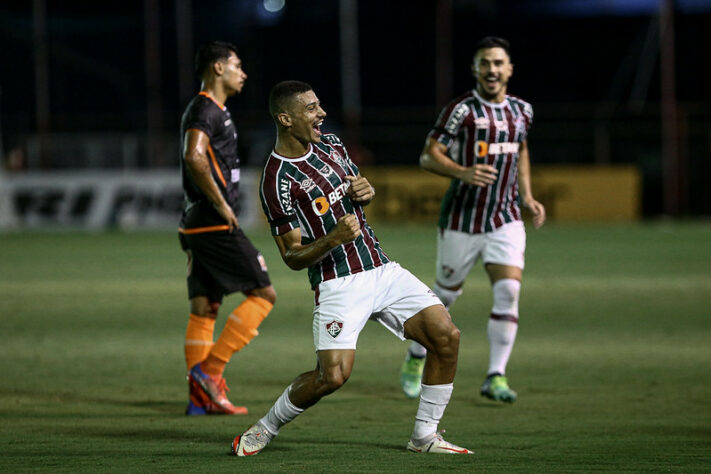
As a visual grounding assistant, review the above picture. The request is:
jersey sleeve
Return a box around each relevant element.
[259,166,300,236]
[428,100,470,149]
[183,99,215,138]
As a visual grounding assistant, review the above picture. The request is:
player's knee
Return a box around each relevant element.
[430,322,460,360]
[249,286,277,305]
[190,299,220,319]
[319,368,349,394]
[492,279,521,316]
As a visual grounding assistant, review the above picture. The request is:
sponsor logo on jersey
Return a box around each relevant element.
[325,320,343,338]
[312,196,329,216]
[279,179,293,213]
[300,178,316,193]
[310,181,351,216]
[445,103,470,135]
[474,140,520,157]
[494,120,508,132]
[474,117,490,129]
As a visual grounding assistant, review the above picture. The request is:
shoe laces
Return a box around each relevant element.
[215,376,230,394]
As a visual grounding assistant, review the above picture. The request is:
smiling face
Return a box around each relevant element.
[472,46,513,103]
[283,90,327,145]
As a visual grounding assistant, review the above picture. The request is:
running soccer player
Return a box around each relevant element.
[399,36,546,403]
[231,80,472,456]
[179,41,276,415]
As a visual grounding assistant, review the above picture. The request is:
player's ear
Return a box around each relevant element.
[508,62,514,77]
[277,112,292,128]
[213,60,225,76]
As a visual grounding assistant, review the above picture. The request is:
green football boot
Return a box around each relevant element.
[400,353,425,399]
[480,374,517,403]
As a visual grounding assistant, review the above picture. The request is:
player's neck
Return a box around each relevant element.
[200,81,230,107]
[275,133,311,158]
[476,85,507,104]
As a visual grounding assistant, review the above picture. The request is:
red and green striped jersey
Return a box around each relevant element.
[429,89,533,234]
[259,133,389,288]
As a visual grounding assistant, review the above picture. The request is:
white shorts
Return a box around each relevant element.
[436,220,526,287]
[313,262,442,351]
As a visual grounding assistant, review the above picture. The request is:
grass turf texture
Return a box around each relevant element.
[1,222,709,472]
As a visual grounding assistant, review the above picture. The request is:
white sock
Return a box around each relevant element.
[259,385,304,436]
[488,279,520,375]
[412,383,453,443]
[408,341,427,358]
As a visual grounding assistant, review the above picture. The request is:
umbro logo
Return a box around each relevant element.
[300,178,316,193]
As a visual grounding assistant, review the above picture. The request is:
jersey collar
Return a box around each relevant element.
[271,143,313,162]
[198,91,226,111]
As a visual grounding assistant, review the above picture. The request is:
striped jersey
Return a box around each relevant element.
[260,134,389,288]
[429,88,533,234]
[180,91,241,231]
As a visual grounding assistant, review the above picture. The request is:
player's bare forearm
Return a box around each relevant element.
[420,137,497,186]
[517,141,546,228]
[345,175,375,206]
[184,130,238,229]
[274,215,361,270]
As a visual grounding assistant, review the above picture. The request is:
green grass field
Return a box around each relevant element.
[1,222,710,472]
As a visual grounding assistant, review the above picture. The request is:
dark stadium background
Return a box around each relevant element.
[1,0,710,216]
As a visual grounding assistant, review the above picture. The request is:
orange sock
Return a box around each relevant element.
[184,313,216,371]
[201,296,273,376]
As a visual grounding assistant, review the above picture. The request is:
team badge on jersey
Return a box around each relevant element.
[329,150,346,168]
[318,165,332,177]
[325,320,343,338]
[300,178,316,193]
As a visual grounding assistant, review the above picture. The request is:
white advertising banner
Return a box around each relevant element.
[0,169,263,231]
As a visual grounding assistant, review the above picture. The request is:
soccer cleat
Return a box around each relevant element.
[407,430,473,454]
[400,353,425,399]
[480,374,517,403]
[232,422,275,457]
[188,364,248,415]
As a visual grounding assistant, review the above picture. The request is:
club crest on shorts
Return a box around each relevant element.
[441,265,455,279]
[325,320,343,338]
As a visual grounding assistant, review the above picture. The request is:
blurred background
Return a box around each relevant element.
[1,0,710,231]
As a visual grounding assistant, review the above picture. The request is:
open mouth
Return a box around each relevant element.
[484,76,499,88]
[313,120,323,136]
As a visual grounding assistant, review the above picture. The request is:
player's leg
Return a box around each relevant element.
[200,285,276,377]
[186,230,274,414]
[403,305,472,454]
[480,221,526,403]
[401,229,478,398]
[232,349,355,456]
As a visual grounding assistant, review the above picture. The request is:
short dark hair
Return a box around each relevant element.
[195,41,238,78]
[473,36,511,61]
[269,80,313,117]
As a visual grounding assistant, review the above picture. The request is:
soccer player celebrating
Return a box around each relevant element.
[179,41,276,415]
[399,37,546,403]
[231,81,472,456]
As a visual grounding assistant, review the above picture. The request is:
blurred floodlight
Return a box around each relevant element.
[264,0,285,13]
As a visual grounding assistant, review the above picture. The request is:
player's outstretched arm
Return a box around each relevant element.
[517,140,546,229]
[183,129,239,230]
[419,137,497,187]
[345,174,375,206]
[273,215,361,271]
